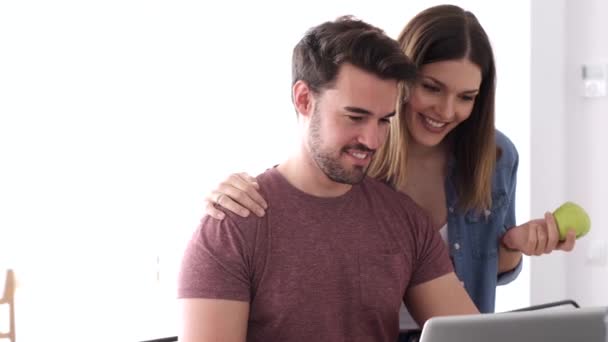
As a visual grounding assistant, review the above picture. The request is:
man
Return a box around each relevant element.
[179,16,478,342]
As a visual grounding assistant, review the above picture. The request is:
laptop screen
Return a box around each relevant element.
[419,306,608,342]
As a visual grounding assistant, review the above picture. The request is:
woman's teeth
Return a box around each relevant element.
[424,116,447,128]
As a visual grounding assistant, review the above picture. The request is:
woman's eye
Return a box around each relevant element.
[348,116,363,122]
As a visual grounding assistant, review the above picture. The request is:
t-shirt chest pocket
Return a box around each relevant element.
[358,252,406,312]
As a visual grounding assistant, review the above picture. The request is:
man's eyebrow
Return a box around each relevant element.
[344,106,372,115]
[344,106,396,118]
[423,76,480,94]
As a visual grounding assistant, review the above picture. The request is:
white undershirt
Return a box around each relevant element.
[438,224,448,244]
[399,223,449,331]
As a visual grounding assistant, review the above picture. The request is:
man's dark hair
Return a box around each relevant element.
[292,15,417,96]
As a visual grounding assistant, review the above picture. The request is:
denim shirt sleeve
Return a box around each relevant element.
[496,131,521,285]
[497,256,522,285]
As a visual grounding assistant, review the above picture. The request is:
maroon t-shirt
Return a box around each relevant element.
[179,167,452,342]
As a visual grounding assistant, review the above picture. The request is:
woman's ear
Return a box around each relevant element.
[292,80,315,117]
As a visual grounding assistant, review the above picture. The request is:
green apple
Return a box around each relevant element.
[552,201,591,240]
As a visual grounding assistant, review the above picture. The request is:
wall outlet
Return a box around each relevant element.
[582,64,607,98]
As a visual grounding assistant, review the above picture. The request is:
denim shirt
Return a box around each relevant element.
[445,130,522,313]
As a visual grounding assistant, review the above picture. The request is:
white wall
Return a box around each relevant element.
[530,0,569,305]
[531,0,608,307]
[563,0,608,306]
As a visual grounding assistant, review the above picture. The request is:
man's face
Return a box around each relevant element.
[306,63,398,184]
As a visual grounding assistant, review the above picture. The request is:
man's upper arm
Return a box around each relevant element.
[178,215,258,341]
[179,215,254,300]
[405,272,479,326]
[180,298,249,342]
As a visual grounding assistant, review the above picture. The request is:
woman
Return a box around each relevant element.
[203,3,576,333]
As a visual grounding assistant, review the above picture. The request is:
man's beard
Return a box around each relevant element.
[308,109,373,185]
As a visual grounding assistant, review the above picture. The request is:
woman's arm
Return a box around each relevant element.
[502,214,576,256]
[496,141,522,276]
[498,243,522,274]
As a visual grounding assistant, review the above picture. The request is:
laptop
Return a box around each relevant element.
[419,306,608,342]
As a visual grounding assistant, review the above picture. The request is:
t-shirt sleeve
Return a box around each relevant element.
[178,215,253,302]
[408,213,454,287]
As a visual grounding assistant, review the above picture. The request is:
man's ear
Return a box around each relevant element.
[292,80,315,117]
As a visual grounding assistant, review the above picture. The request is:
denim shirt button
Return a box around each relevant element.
[454,242,461,250]
[449,207,455,213]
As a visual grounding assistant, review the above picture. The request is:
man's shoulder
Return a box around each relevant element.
[200,209,261,240]
[254,167,286,196]
[360,177,427,216]
[205,169,278,232]
[255,167,278,182]
[359,178,436,248]
[211,167,279,226]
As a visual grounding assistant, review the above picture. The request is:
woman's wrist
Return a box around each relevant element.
[498,236,523,274]
[500,236,520,253]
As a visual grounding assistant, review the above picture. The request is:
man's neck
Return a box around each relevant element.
[277,151,353,198]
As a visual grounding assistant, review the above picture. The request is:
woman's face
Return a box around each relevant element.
[405,58,482,148]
